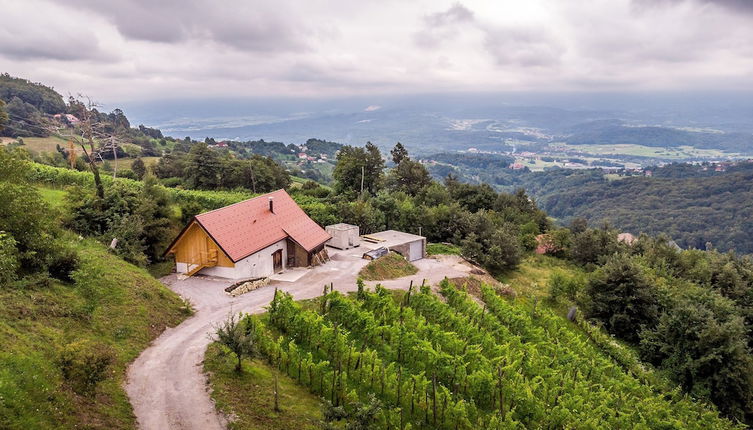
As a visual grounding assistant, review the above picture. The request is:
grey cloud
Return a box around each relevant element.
[632,0,753,13]
[424,3,475,26]
[710,0,753,12]
[483,27,565,67]
[68,0,310,52]
[0,14,116,62]
[414,3,475,49]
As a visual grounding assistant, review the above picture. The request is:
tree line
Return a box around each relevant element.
[541,222,753,423]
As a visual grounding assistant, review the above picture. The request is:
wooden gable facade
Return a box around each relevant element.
[170,221,234,276]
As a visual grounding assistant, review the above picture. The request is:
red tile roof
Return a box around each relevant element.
[191,190,330,262]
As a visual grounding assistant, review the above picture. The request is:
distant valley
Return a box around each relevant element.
[129,93,753,172]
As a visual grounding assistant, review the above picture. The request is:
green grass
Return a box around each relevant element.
[426,242,461,256]
[357,252,418,281]
[3,135,71,154]
[36,186,67,208]
[204,343,325,430]
[0,238,190,429]
[496,254,583,299]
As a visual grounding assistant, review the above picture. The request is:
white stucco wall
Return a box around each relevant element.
[176,239,288,279]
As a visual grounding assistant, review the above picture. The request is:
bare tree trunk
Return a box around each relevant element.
[78,140,105,199]
[111,136,118,178]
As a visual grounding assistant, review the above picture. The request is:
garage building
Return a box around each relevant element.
[361,230,426,261]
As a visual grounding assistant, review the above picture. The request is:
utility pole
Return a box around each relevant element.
[360,165,365,195]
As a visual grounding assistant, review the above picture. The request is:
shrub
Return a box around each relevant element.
[116,168,138,180]
[57,339,114,396]
[585,254,659,342]
[0,231,19,284]
[213,313,256,372]
[640,286,753,422]
[160,177,183,188]
[548,270,585,304]
[47,245,79,283]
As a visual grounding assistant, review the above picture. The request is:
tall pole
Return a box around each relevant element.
[360,165,365,195]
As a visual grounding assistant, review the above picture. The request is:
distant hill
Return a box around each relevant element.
[528,162,753,253]
[0,73,66,137]
[565,119,753,153]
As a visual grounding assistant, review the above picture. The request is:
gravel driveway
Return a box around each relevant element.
[125,248,471,430]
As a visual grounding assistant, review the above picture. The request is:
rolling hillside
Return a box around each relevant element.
[532,162,753,252]
[0,238,189,429]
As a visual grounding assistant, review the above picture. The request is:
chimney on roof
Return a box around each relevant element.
[269,196,274,213]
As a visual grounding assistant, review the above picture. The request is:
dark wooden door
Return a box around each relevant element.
[272,249,283,273]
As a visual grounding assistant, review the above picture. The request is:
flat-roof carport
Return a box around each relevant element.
[361,230,426,261]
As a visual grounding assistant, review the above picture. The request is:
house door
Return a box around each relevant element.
[272,249,283,273]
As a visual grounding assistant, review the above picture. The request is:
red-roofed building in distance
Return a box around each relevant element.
[165,190,331,278]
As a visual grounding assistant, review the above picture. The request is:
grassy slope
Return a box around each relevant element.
[426,242,461,256]
[204,343,324,430]
[0,239,190,429]
[37,186,67,208]
[358,252,419,281]
[497,254,582,298]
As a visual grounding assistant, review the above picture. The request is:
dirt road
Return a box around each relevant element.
[125,249,471,429]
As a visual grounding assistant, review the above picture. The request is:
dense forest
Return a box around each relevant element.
[522,163,753,253]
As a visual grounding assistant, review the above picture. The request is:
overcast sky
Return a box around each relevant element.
[1,0,752,104]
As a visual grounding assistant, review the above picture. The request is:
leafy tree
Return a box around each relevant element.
[213,313,256,372]
[640,286,753,422]
[338,200,386,234]
[185,141,221,189]
[461,226,522,274]
[0,99,7,133]
[64,178,175,266]
[153,152,187,179]
[333,142,384,196]
[390,142,409,165]
[570,217,588,234]
[0,147,60,273]
[446,181,496,213]
[131,157,146,179]
[386,159,433,196]
[415,182,451,207]
[570,226,622,266]
[585,254,659,342]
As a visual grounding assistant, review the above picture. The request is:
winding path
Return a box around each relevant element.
[125,250,471,429]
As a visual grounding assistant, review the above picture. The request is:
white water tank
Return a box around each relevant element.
[325,223,360,249]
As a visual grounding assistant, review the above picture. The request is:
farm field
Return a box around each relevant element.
[0,137,161,169]
[217,279,737,429]
[561,143,740,159]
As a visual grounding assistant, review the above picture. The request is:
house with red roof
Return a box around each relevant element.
[165,190,331,278]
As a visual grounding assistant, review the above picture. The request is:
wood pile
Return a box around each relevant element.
[311,248,330,266]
